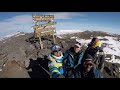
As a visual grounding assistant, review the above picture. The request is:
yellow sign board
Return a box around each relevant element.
[41,31,55,36]
[32,14,56,47]
[35,27,55,33]
[36,31,55,37]
[32,21,56,29]
[39,21,56,27]
[32,25,39,29]
[32,15,54,22]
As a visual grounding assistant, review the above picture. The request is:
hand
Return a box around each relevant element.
[58,75,65,78]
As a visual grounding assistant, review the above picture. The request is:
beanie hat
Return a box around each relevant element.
[84,54,94,61]
[90,37,101,48]
[51,45,62,53]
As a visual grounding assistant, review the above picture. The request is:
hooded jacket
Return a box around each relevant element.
[74,65,103,78]
[48,53,64,78]
[63,47,84,69]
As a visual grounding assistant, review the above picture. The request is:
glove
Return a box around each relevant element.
[58,75,65,78]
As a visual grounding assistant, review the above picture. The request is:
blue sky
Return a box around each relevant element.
[0,12,120,38]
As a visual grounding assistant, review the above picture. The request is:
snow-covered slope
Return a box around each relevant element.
[1,30,120,64]
[56,30,120,64]
[76,36,120,64]
[56,30,82,35]
[0,31,26,41]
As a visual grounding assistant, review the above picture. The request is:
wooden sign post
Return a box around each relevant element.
[32,15,56,49]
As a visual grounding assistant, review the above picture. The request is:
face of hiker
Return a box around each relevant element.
[83,60,94,72]
[74,44,81,53]
[53,50,62,57]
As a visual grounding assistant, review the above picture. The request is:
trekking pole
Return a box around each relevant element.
[38,63,51,76]
[60,41,64,49]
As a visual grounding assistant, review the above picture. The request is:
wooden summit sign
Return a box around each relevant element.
[35,27,55,33]
[32,21,56,29]
[32,15,56,49]
[32,15,54,22]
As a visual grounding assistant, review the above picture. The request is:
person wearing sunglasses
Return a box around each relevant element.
[63,42,84,78]
[74,54,103,78]
[48,44,65,78]
[81,37,105,72]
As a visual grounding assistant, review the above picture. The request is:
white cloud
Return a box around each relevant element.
[56,22,116,33]
[0,13,118,38]
[0,14,34,38]
[0,13,86,38]
[47,12,86,19]
[0,15,33,34]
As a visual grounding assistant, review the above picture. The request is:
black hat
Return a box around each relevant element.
[84,54,94,61]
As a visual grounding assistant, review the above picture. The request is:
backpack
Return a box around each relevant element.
[92,48,105,72]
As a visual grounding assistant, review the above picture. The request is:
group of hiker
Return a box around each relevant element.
[47,37,105,78]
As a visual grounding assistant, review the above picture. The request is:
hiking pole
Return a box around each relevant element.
[38,63,51,76]
[60,42,64,49]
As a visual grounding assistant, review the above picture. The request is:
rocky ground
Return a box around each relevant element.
[0,31,120,78]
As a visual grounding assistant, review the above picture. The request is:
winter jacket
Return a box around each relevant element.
[63,47,84,69]
[74,65,103,78]
[48,53,64,78]
[81,46,105,72]
[63,47,84,77]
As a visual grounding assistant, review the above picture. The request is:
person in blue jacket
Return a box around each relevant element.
[48,44,65,78]
[63,42,84,78]
[74,54,103,78]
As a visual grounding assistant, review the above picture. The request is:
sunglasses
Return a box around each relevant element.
[76,42,82,46]
[53,49,61,52]
[84,63,93,66]
[84,61,93,66]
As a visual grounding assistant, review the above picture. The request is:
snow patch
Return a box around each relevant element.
[76,38,91,46]
[56,30,82,35]
[70,36,78,39]
[56,35,63,39]
[0,32,26,41]
[4,32,21,38]
[107,59,120,64]
[76,36,120,64]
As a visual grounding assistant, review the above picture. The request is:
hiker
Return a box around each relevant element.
[48,44,65,78]
[81,37,105,72]
[63,42,84,78]
[74,54,103,78]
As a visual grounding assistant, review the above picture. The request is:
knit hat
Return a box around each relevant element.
[90,37,101,48]
[51,45,62,53]
[84,54,94,61]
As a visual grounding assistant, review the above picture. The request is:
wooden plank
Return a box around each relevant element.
[36,33,40,37]
[53,34,56,44]
[35,30,55,37]
[32,22,56,29]
[32,25,39,29]
[33,15,54,22]
[40,31,55,36]
[39,21,56,27]
[35,27,55,33]
[33,18,54,22]
[32,15,54,18]
[39,36,43,49]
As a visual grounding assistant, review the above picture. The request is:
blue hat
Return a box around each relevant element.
[51,45,62,52]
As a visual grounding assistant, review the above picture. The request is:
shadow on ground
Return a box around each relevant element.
[26,55,50,78]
